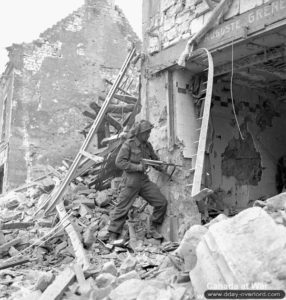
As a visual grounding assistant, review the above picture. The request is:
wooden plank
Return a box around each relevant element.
[0,222,34,230]
[191,49,214,197]
[56,202,90,270]
[113,94,137,104]
[80,150,104,164]
[89,102,122,131]
[40,267,75,300]
[166,71,175,148]
[73,264,92,295]
[0,237,22,255]
[105,79,131,95]
[0,257,32,270]
[96,101,135,114]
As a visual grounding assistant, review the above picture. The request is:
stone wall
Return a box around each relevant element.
[5,0,141,188]
[143,0,270,55]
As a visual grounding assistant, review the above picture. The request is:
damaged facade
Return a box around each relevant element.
[0,0,140,192]
[2,1,286,299]
[141,0,286,225]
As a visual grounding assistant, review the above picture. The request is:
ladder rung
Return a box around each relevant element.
[189,168,195,172]
[194,141,199,144]
[200,89,207,93]
[191,154,197,157]
[197,117,203,120]
[203,68,208,71]
[186,184,193,187]
[196,128,201,131]
[105,79,131,95]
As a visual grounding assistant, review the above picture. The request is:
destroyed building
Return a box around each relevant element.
[2,0,286,299]
[0,0,140,192]
[141,0,286,231]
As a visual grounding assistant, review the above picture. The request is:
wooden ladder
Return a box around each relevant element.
[189,48,214,200]
[38,47,137,216]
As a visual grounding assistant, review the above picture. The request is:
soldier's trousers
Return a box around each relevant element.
[108,172,168,234]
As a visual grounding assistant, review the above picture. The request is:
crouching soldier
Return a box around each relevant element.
[108,120,168,241]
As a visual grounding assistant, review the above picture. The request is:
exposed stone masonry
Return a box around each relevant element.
[5,0,141,188]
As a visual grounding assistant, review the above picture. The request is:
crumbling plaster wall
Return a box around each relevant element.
[141,0,279,234]
[141,68,201,239]
[210,81,284,210]
[6,0,140,188]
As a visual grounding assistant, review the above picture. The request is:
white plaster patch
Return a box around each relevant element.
[65,14,83,32]
[24,41,62,74]
[13,69,22,76]
[22,116,32,181]
[76,43,85,56]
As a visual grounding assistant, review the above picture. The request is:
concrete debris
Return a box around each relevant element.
[95,272,117,288]
[34,271,55,292]
[101,260,118,276]
[174,224,207,271]
[117,270,140,284]
[190,206,286,299]
[2,153,286,300]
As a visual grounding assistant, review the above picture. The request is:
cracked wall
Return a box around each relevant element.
[143,0,267,56]
[210,81,284,210]
[5,0,141,188]
[221,121,262,186]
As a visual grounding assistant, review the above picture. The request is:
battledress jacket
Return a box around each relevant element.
[115,136,159,172]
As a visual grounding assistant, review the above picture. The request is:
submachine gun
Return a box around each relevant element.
[141,159,182,180]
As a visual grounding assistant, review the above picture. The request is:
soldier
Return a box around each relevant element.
[108,120,168,241]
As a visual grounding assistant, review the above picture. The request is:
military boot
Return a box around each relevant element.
[148,224,163,240]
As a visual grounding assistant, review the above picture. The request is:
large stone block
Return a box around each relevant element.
[190,207,286,299]
[109,279,166,300]
[175,224,207,271]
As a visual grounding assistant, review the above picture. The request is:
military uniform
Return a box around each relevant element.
[108,136,168,235]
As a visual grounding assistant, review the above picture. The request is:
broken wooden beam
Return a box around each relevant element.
[74,263,92,295]
[40,267,75,300]
[101,132,126,145]
[0,257,32,270]
[56,202,90,270]
[113,94,137,104]
[89,102,122,131]
[97,97,135,114]
[0,237,22,255]
[104,78,131,95]
[0,222,35,230]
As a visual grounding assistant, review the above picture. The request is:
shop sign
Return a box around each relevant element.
[201,0,286,49]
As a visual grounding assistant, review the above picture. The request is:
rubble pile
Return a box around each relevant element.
[2,164,286,299]
[0,170,193,300]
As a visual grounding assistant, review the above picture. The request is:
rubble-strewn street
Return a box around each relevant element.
[2,171,286,299]
[1,0,286,299]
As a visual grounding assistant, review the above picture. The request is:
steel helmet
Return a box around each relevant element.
[129,120,154,136]
[139,120,154,133]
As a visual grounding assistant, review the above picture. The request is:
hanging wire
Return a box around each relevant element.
[230,39,244,140]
